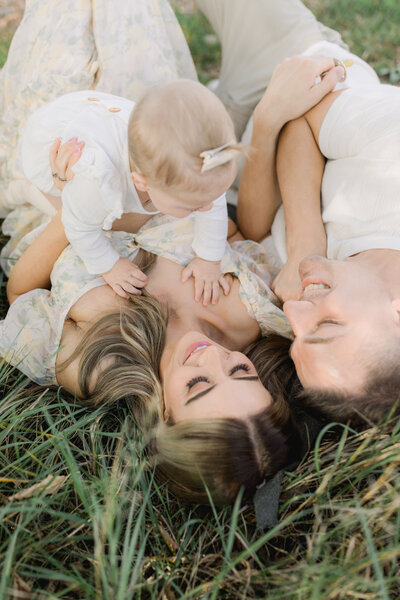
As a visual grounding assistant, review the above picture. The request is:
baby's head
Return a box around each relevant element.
[128,79,243,217]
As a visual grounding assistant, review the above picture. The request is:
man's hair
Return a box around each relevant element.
[300,362,400,429]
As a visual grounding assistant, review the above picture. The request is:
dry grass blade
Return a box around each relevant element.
[7,474,68,502]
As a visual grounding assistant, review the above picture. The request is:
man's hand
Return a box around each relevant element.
[181,257,231,306]
[254,55,345,133]
[102,257,147,299]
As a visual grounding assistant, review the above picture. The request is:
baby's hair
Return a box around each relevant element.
[128,79,247,193]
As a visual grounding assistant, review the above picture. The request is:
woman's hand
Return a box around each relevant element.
[272,235,327,303]
[271,254,307,303]
[50,137,85,191]
[253,55,345,133]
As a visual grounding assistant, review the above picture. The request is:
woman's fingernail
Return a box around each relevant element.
[68,137,76,142]
[73,149,80,154]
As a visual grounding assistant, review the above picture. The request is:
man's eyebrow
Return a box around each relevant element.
[303,334,345,344]
[185,376,259,405]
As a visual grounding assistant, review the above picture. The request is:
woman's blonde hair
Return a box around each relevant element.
[58,251,166,426]
[62,272,298,505]
[151,334,300,505]
[128,79,246,192]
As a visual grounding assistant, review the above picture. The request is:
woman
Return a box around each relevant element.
[2,49,340,502]
[2,201,299,504]
[0,0,345,504]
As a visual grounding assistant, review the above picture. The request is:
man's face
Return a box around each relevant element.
[283,255,400,393]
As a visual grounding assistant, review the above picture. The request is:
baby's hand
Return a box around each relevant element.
[181,257,231,306]
[102,257,147,299]
[50,137,85,191]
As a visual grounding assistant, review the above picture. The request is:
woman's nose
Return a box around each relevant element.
[197,344,229,371]
[283,299,315,337]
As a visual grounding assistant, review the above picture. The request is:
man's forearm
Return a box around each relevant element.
[237,120,282,241]
[276,116,326,258]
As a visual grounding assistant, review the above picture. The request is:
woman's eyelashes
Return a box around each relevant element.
[229,363,251,375]
[185,363,252,392]
[187,375,209,391]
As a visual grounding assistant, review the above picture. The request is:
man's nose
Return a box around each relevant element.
[298,255,329,280]
[283,299,316,337]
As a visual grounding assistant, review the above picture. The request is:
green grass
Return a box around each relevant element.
[1,376,400,598]
[173,0,400,84]
[172,8,221,84]
[0,36,12,70]
[1,2,400,597]
[303,0,400,82]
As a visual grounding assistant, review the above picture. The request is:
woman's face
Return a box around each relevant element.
[160,331,272,422]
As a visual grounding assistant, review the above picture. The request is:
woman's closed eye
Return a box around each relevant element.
[186,363,252,392]
[230,363,250,376]
[187,375,209,391]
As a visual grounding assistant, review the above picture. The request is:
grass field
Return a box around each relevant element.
[0,2,400,598]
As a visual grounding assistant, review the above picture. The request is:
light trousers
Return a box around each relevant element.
[195,0,345,137]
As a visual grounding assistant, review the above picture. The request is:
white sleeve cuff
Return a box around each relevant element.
[192,193,228,261]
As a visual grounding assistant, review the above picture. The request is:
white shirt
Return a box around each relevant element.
[271,50,400,262]
[21,90,228,274]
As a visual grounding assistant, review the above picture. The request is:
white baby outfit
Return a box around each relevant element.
[21,90,228,274]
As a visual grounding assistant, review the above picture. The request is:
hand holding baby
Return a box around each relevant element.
[50,137,84,190]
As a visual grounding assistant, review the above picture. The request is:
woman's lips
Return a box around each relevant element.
[183,341,211,364]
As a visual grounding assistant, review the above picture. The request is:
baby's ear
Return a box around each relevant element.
[131,170,148,192]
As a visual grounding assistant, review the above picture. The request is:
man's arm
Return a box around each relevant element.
[271,116,326,301]
[237,117,282,241]
[237,56,344,242]
[271,91,343,301]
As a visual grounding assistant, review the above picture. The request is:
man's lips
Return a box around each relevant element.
[301,277,330,293]
[183,341,211,363]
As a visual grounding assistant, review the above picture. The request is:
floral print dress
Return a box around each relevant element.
[0,0,292,385]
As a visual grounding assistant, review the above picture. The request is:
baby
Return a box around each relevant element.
[20,80,242,304]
